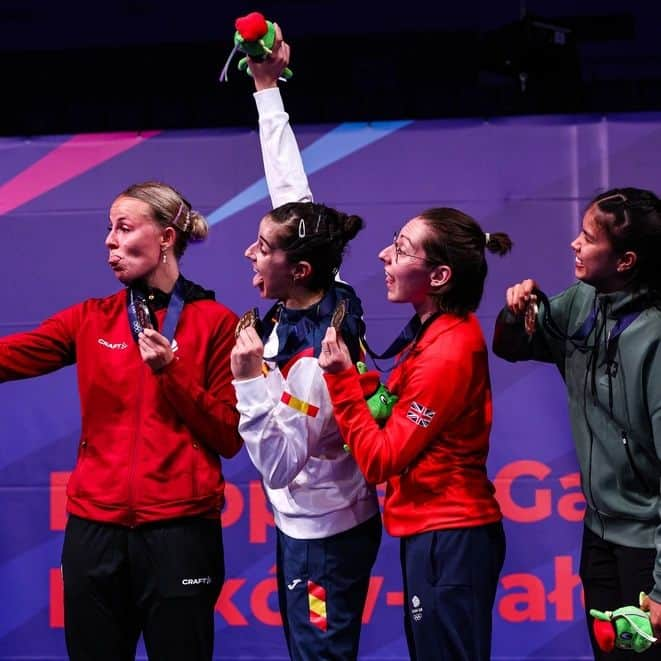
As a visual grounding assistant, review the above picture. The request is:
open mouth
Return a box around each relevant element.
[252,270,265,292]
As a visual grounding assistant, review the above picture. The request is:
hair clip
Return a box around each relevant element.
[171,201,192,232]
[484,232,491,245]
[298,218,306,238]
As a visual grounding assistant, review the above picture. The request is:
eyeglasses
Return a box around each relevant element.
[392,231,436,265]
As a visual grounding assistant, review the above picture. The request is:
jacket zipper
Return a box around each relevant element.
[621,430,652,493]
[127,363,146,527]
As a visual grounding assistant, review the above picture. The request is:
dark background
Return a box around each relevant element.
[2,0,660,135]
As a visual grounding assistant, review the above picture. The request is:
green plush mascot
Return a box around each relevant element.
[590,594,657,654]
[342,362,398,453]
[219,11,293,82]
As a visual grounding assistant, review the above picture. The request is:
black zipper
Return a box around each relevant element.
[621,430,652,493]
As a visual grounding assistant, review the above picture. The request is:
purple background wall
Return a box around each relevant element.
[2,112,661,658]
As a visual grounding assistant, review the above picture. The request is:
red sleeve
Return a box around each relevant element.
[157,307,242,458]
[0,305,80,381]
[324,338,484,484]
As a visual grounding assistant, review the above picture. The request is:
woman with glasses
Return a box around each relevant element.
[319,209,512,661]
[230,24,381,661]
[493,188,661,658]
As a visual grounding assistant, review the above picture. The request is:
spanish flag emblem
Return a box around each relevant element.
[281,392,319,418]
[308,580,327,632]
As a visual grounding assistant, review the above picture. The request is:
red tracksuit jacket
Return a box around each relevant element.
[325,313,501,537]
[0,278,242,526]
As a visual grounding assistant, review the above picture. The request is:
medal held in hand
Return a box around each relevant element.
[330,300,347,332]
[235,307,263,338]
[524,294,538,336]
[134,298,153,331]
[128,292,154,340]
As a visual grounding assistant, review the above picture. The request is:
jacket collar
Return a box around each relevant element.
[263,282,364,368]
[594,285,651,318]
[129,275,215,310]
[408,312,468,355]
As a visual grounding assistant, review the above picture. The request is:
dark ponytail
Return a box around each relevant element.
[269,202,364,291]
[420,208,513,316]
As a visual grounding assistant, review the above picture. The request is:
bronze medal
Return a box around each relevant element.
[235,307,262,338]
[524,294,538,336]
[330,300,347,332]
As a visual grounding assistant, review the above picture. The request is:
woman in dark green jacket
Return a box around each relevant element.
[493,188,661,659]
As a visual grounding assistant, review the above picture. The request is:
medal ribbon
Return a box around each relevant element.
[127,276,186,343]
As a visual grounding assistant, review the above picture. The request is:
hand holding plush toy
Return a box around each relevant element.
[590,593,657,653]
[356,362,399,424]
[219,12,293,82]
[342,362,398,453]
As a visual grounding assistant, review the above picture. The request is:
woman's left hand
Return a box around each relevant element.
[318,327,352,374]
[138,328,175,372]
[231,327,265,380]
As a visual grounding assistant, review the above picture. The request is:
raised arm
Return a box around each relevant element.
[248,23,312,207]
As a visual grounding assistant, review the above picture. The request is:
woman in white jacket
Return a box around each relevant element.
[230,25,381,661]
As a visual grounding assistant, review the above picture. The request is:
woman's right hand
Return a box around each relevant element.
[248,22,291,91]
[319,327,353,374]
[231,326,265,380]
[505,279,539,316]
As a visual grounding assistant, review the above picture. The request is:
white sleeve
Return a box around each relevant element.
[233,358,330,489]
[254,87,313,207]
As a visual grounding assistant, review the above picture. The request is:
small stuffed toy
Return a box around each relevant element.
[219,11,293,82]
[357,361,398,423]
[590,593,657,653]
[343,362,398,453]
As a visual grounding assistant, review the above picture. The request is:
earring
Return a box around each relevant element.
[161,248,167,264]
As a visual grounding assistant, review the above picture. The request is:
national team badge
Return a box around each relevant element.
[406,401,435,428]
[308,580,328,632]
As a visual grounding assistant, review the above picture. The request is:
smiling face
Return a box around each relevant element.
[106,196,165,285]
[571,205,628,292]
[244,215,296,301]
[378,217,442,315]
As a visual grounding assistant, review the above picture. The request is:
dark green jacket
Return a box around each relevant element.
[493,281,661,601]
